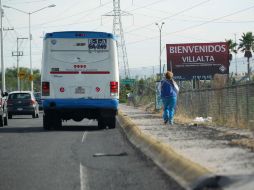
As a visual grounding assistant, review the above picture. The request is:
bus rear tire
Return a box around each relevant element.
[54,117,62,130]
[43,114,51,130]
[108,116,116,129]
[98,118,106,129]
[43,113,62,130]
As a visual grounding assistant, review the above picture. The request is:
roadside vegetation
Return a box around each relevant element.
[0,67,41,92]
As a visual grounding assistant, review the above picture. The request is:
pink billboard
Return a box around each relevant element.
[166,42,229,80]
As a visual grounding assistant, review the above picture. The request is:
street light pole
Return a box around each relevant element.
[3,4,56,92]
[0,0,5,92]
[14,37,28,91]
[29,13,32,91]
[155,22,165,80]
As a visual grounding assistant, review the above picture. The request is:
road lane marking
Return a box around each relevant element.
[80,163,89,190]
[82,132,87,143]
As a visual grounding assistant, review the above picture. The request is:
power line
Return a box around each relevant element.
[10,0,175,32]
[49,0,85,20]
[125,0,211,34]
[4,0,49,4]
[127,4,254,45]
[165,4,254,36]
[39,0,112,26]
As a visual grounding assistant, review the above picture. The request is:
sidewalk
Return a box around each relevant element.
[118,104,254,190]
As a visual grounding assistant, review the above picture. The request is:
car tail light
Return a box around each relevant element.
[7,99,13,106]
[110,81,118,96]
[42,82,50,96]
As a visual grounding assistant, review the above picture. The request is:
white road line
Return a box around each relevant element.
[81,132,87,143]
[80,163,89,190]
[80,121,92,189]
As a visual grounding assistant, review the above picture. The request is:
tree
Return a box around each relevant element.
[238,32,254,80]
[5,67,41,92]
[225,39,237,62]
[33,69,41,92]
[5,68,17,92]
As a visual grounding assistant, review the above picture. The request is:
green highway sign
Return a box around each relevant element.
[120,79,135,85]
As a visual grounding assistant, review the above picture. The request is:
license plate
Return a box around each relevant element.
[75,87,85,94]
[17,108,23,111]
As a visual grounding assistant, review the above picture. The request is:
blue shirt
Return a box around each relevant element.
[160,79,177,98]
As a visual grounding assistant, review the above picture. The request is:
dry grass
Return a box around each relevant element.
[212,74,228,89]
[229,138,254,151]
[175,112,193,125]
[175,108,249,130]
[210,116,248,129]
[175,111,254,151]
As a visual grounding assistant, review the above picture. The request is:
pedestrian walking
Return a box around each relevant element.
[160,71,179,125]
[126,91,135,106]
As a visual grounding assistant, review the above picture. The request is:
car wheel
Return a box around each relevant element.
[32,111,36,118]
[4,116,8,126]
[0,116,4,127]
[8,114,12,119]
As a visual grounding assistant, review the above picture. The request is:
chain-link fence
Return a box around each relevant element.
[130,82,156,108]
[178,82,254,129]
[131,80,254,129]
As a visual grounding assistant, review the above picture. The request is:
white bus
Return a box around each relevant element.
[41,31,119,130]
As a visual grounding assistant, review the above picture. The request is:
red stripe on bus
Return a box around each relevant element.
[81,71,110,74]
[50,71,110,74]
[50,71,79,74]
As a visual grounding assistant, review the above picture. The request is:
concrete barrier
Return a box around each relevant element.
[117,110,224,190]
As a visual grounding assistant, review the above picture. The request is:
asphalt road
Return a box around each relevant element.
[0,113,183,190]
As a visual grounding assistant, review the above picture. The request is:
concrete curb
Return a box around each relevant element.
[117,110,220,190]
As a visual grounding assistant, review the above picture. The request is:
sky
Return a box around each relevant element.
[1,0,254,78]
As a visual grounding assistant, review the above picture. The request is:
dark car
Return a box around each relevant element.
[7,91,39,119]
[34,92,42,110]
[0,90,8,127]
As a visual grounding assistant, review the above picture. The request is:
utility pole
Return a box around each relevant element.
[12,37,28,91]
[234,33,238,75]
[0,0,5,92]
[155,22,165,80]
[0,2,13,92]
[103,0,131,79]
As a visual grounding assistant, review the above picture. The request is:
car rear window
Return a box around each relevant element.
[9,93,31,100]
